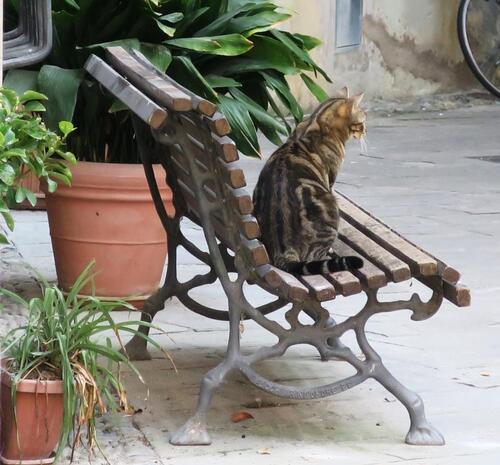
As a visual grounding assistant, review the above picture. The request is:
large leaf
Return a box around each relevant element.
[205,75,242,88]
[83,38,141,52]
[261,71,303,122]
[195,2,278,37]
[272,30,332,82]
[216,35,297,75]
[228,10,291,36]
[293,33,323,51]
[168,56,218,100]
[166,34,253,56]
[229,88,287,146]
[3,70,39,95]
[301,73,329,103]
[217,95,260,158]
[37,66,85,131]
[140,44,172,72]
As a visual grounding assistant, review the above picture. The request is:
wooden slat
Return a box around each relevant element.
[106,47,192,112]
[239,215,260,240]
[420,278,471,307]
[84,55,167,129]
[205,112,231,136]
[339,220,411,283]
[218,159,246,189]
[229,188,253,215]
[128,48,217,116]
[300,275,336,301]
[256,265,309,302]
[212,134,239,162]
[337,193,439,278]
[241,237,269,267]
[327,271,362,296]
[331,239,387,289]
[442,281,471,307]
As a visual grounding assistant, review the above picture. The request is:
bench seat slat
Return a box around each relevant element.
[300,275,336,301]
[256,265,309,302]
[339,220,411,283]
[327,271,362,296]
[336,193,457,280]
[331,239,387,289]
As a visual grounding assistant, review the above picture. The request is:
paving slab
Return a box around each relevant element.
[1,103,500,464]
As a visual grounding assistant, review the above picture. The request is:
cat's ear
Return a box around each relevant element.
[335,101,350,118]
[351,92,364,106]
[339,86,349,98]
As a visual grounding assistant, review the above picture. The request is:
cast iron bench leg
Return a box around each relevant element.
[372,363,445,445]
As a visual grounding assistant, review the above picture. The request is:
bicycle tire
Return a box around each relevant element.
[458,0,500,98]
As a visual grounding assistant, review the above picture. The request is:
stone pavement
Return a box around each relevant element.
[1,103,500,464]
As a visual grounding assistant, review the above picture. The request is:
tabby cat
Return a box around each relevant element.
[253,87,366,275]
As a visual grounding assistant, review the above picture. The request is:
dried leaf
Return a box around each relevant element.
[258,448,270,455]
[231,410,254,423]
[480,371,491,377]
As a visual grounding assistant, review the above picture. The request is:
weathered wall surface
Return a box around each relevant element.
[280,0,477,108]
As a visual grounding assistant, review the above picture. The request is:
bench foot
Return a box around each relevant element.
[372,364,444,446]
[170,414,211,446]
[122,338,153,361]
[123,288,171,361]
[406,423,445,446]
[171,359,235,446]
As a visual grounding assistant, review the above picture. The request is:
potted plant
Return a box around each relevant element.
[0,87,75,245]
[4,0,329,306]
[0,262,166,464]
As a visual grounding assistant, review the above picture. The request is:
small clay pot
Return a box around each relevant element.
[1,361,64,464]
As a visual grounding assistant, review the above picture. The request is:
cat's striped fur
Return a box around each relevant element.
[253,88,366,275]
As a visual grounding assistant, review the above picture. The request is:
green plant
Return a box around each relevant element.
[0,262,170,459]
[5,0,330,160]
[0,87,75,243]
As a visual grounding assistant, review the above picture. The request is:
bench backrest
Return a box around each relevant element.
[94,47,271,273]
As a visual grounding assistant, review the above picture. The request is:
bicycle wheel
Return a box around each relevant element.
[458,0,500,98]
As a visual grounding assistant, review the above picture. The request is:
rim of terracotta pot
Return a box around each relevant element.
[41,161,173,202]
[1,359,63,394]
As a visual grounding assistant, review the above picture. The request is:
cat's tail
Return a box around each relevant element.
[283,256,363,276]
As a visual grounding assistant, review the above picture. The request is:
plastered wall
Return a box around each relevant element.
[281,0,477,108]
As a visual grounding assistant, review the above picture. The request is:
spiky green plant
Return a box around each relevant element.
[5,0,330,160]
[0,262,170,460]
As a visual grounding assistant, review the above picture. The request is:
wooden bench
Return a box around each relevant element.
[85,47,470,447]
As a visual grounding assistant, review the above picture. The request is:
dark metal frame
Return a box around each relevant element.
[3,0,52,70]
[124,113,447,447]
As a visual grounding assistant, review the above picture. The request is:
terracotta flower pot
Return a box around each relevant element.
[0,363,64,464]
[44,162,174,308]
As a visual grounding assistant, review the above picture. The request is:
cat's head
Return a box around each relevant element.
[295,87,366,140]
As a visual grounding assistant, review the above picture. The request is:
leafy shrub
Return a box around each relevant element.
[0,88,75,243]
[5,0,330,160]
